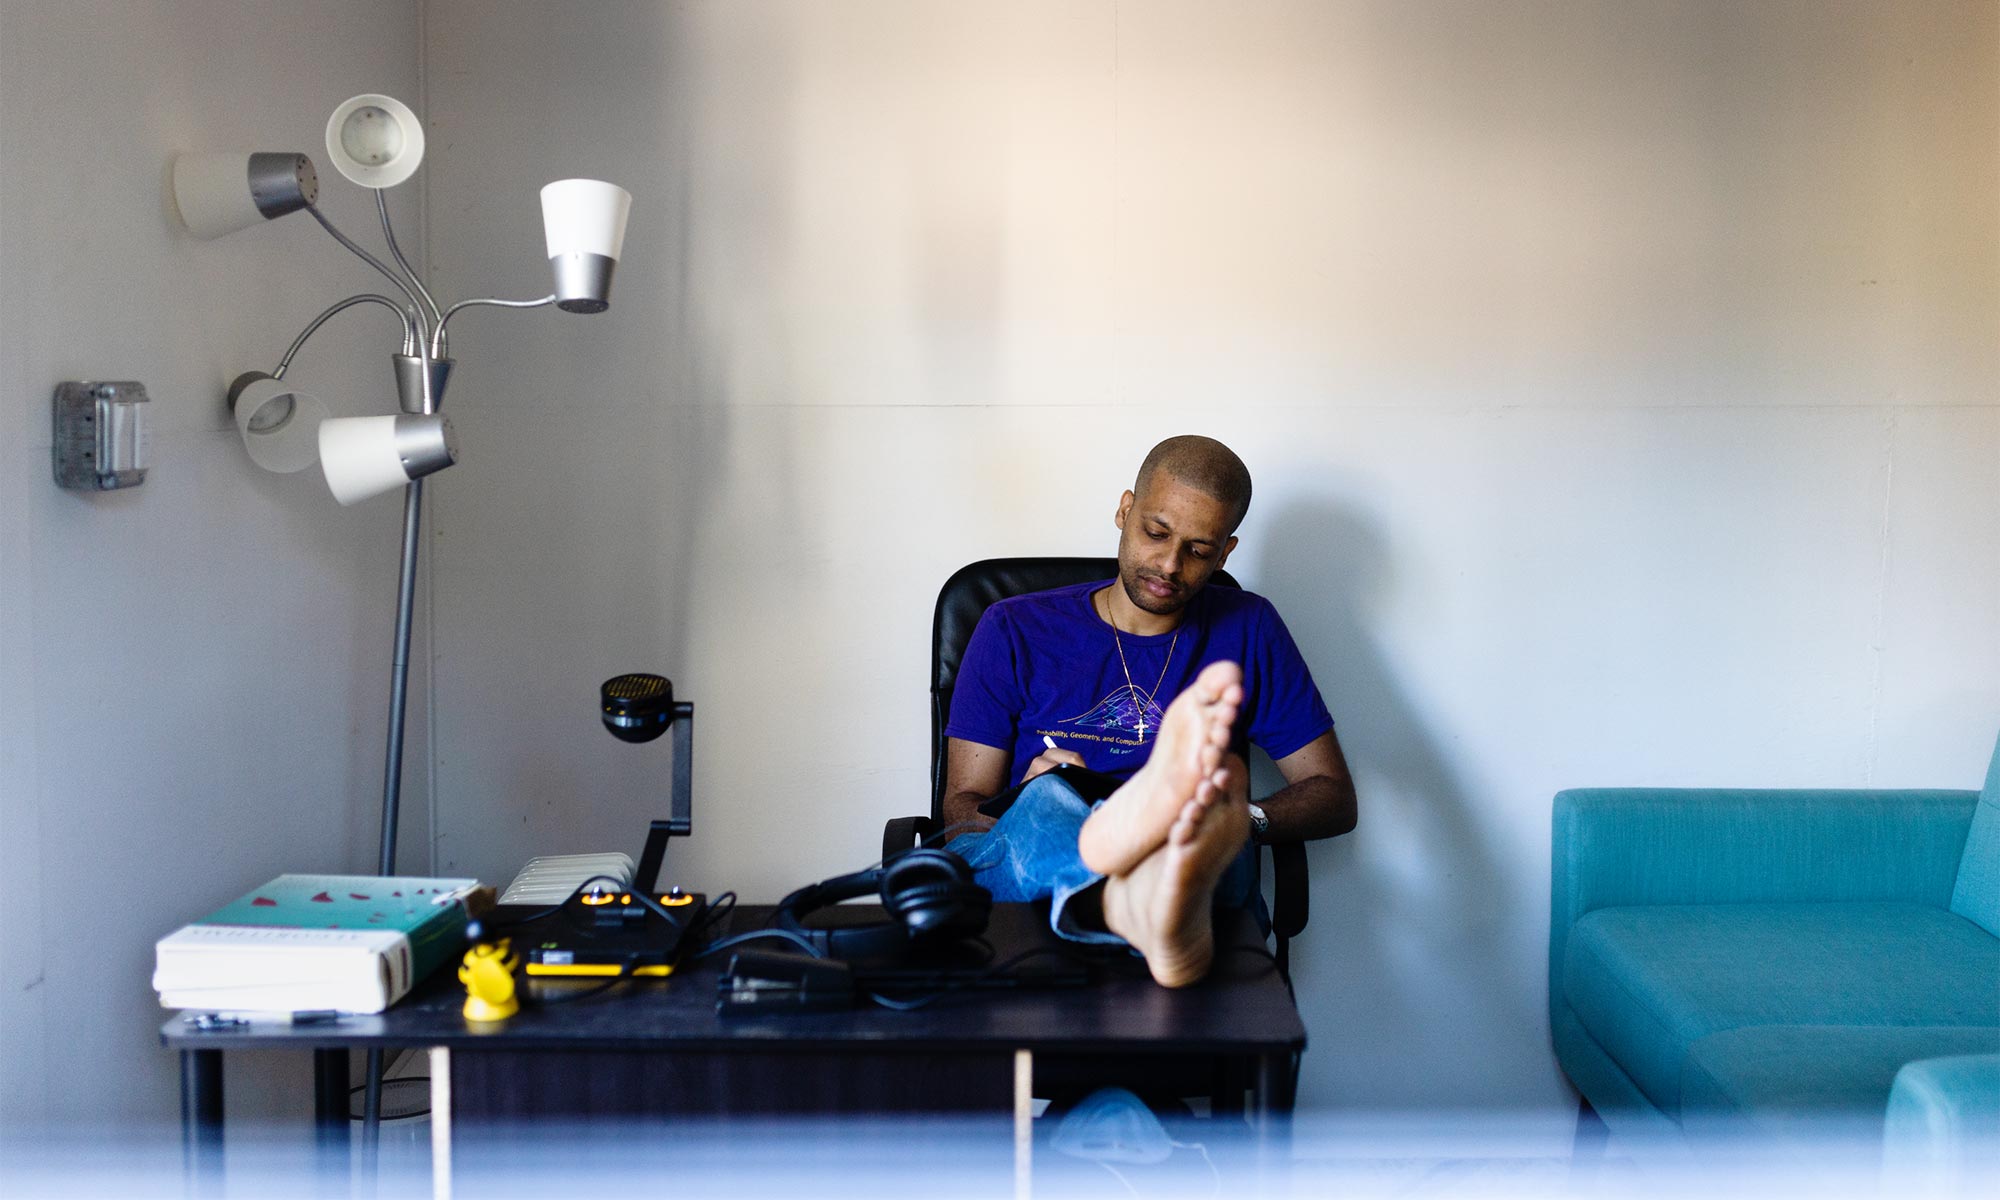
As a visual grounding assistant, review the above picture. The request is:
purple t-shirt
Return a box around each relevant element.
[945,581,1335,785]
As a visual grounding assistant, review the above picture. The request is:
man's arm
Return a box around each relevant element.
[1246,729,1357,843]
[941,736,1085,830]
[941,738,1010,830]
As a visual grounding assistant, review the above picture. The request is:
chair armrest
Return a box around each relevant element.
[1267,841,1309,940]
[882,816,942,862]
[1549,787,1978,1027]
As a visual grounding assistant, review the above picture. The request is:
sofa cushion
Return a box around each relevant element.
[1683,1025,2000,1124]
[1948,732,2000,937]
[1562,901,2000,1116]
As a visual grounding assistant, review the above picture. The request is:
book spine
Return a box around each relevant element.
[400,898,473,1002]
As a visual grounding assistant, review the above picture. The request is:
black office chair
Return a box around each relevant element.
[882,556,1312,985]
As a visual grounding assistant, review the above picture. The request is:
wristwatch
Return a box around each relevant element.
[1247,803,1269,842]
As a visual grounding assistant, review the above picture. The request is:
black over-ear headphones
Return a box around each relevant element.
[774,847,991,961]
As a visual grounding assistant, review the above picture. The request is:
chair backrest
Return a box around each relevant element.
[929,557,1239,816]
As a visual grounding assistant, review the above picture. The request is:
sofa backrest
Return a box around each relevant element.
[1948,731,2000,937]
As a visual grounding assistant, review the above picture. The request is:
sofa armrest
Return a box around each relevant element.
[1883,1053,2000,1190]
[1549,788,1978,1026]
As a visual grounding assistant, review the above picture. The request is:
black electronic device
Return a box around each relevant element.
[714,946,1092,1016]
[977,762,1124,820]
[518,883,706,978]
[718,950,857,1014]
[773,847,991,962]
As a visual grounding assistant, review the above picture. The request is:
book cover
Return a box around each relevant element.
[154,874,480,1014]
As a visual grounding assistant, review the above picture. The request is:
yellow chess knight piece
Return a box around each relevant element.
[459,935,522,1022]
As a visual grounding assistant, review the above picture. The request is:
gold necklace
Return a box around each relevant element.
[1101,588,1178,740]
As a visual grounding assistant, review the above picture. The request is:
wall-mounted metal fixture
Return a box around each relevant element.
[53,380,149,490]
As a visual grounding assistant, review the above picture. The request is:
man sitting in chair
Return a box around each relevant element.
[942,436,1357,986]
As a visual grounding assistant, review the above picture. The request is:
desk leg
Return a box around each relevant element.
[180,1049,223,1189]
[1013,1049,1033,1200]
[429,1047,453,1200]
[313,1048,350,1167]
[1251,1053,1292,1176]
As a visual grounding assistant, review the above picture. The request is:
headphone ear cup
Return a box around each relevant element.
[881,849,990,943]
[880,847,969,895]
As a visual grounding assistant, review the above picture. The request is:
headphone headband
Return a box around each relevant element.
[775,849,990,961]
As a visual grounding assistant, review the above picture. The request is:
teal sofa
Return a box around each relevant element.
[1549,734,2000,1173]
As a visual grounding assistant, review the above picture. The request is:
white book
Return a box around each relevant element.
[154,874,480,1014]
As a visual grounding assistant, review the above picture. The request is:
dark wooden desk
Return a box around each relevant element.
[162,902,1304,1185]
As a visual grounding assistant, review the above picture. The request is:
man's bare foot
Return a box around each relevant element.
[1078,661,1244,878]
[1101,788,1251,987]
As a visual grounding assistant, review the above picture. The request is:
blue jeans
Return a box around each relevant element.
[947,773,1259,944]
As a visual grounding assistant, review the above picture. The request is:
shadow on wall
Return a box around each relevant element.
[1252,498,1540,1108]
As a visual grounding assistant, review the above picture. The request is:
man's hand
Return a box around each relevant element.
[1022,746,1086,781]
[1250,730,1357,842]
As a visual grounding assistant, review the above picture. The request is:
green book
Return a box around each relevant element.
[154,874,481,1014]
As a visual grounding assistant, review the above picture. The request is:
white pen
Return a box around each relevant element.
[1043,735,1058,751]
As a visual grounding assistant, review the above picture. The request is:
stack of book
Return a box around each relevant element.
[153,874,486,1014]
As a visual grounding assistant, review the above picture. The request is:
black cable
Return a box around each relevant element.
[687,890,737,945]
[917,820,992,850]
[835,820,988,884]
[690,927,824,961]
[345,1077,431,1122]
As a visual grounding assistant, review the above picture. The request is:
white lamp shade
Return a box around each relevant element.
[172,152,317,239]
[232,377,328,473]
[318,414,456,506]
[324,94,425,189]
[541,179,632,261]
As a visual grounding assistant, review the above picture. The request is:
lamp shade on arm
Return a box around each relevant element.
[172,153,318,239]
[318,413,457,506]
[324,94,425,189]
[541,179,632,313]
[229,374,329,473]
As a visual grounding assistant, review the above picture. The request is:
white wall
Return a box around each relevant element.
[0,1,427,1125]
[9,0,1985,1146]
[422,0,2000,1137]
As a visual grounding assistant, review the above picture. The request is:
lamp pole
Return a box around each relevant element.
[378,477,424,876]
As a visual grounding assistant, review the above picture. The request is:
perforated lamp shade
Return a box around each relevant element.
[324,94,425,189]
[171,152,318,239]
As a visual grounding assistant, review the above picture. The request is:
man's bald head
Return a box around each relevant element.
[1134,436,1252,533]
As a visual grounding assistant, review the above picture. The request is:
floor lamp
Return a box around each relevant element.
[174,94,631,1138]
[175,94,631,876]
